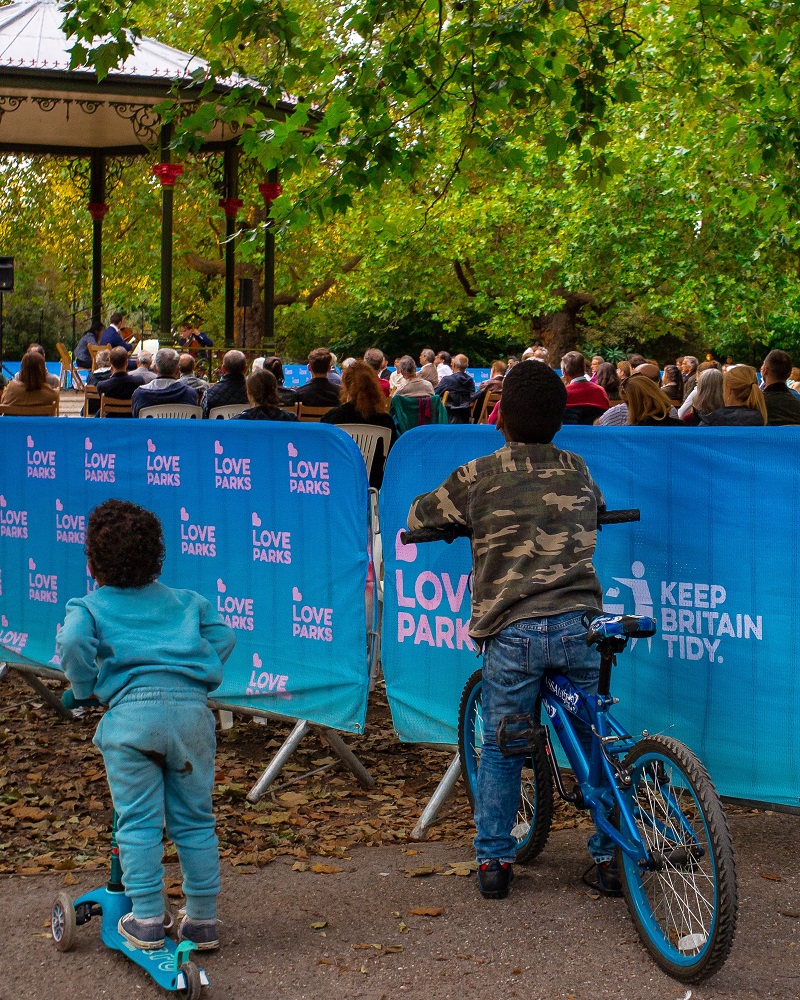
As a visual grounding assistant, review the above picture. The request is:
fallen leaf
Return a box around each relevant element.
[352,943,381,950]
[309,863,344,875]
[760,873,782,881]
[401,865,440,878]
[310,921,327,929]
[398,921,409,933]
[291,862,308,872]
[62,872,78,886]
[438,861,477,876]
[408,906,444,917]
[384,945,404,954]
[278,792,309,807]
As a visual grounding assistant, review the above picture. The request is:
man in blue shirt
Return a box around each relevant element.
[132,348,198,417]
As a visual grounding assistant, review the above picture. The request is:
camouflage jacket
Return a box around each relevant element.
[407,442,604,640]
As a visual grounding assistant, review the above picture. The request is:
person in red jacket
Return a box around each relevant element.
[561,351,609,424]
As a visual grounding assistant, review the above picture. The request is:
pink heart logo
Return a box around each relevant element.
[251,512,262,527]
[287,442,298,458]
[147,439,156,453]
[252,653,263,668]
[292,587,303,602]
[0,495,6,508]
[1,615,7,627]
[28,557,36,570]
[395,529,418,564]
[84,436,92,450]
[217,578,226,593]
[180,507,189,521]
[55,499,63,511]
[214,440,223,455]
[26,435,34,448]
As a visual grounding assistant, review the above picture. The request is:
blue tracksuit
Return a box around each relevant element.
[58,581,236,919]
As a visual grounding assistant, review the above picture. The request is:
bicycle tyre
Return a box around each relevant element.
[618,735,738,983]
[457,668,553,864]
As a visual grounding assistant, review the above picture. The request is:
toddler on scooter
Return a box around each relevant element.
[58,499,235,950]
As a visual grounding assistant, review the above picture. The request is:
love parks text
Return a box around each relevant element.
[396,568,474,650]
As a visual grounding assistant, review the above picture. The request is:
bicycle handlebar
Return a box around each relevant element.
[401,507,640,545]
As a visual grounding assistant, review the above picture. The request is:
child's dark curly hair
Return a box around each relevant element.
[85,499,165,588]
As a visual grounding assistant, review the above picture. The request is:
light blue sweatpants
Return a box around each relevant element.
[94,686,219,920]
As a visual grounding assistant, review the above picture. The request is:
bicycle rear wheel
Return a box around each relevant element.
[457,669,553,863]
[618,735,737,982]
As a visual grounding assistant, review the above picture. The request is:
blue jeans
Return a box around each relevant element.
[474,612,614,865]
[94,687,219,919]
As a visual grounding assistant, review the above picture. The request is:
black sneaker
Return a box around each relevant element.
[118,912,166,950]
[595,859,623,897]
[178,916,220,951]
[477,860,513,899]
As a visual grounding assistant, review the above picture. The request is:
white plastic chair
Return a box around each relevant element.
[138,403,203,419]
[337,424,392,480]
[208,403,248,419]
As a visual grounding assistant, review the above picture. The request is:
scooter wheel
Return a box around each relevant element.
[178,961,202,999]
[51,892,77,952]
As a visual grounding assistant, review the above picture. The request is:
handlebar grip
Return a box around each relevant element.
[597,508,640,525]
[400,526,468,544]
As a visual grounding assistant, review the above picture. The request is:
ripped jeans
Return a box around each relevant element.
[94,687,219,919]
[474,612,614,865]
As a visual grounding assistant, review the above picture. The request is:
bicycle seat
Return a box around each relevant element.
[585,613,657,646]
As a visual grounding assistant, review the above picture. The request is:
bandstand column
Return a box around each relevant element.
[87,151,107,327]
[258,168,281,347]
[220,147,242,348]
[153,126,183,338]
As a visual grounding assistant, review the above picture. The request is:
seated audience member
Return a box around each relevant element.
[132,348,198,417]
[477,361,507,394]
[295,348,342,408]
[589,355,605,382]
[561,351,609,424]
[178,353,209,395]
[1,351,59,410]
[87,349,112,386]
[621,373,683,426]
[678,360,721,417]
[628,353,646,369]
[262,356,298,405]
[700,365,766,426]
[393,356,434,397]
[616,360,632,381]
[18,344,60,388]
[506,355,520,370]
[761,349,800,425]
[435,351,453,379]
[680,355,699,395]
[418,349,439,388]
[521,347,536,362]
[436,353,476,423]
[389,356,406,394]
[661,364,684,403]
[363,347,391,397]
[132,351,158,384]
[682,369,723,425]
[321,360,396,487]
[99,312,135,353]
[328,352,343,387]
[74,321,103,370]
[788,366,800,389]
[341,357,357,371]
[532,346,549,363]
[234,370,299,422]
[201,349,249,417]
[96,346,140,414]
[593,362,621,402]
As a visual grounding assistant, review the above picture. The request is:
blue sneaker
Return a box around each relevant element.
[118,912,165,950]
[178,916,219,951]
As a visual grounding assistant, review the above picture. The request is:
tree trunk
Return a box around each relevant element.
[531,292,595,363]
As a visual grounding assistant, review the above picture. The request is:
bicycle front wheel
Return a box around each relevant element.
[457,669,553,863]
[619,735,738,982]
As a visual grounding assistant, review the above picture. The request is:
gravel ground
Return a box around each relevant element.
[2,810,797,1000]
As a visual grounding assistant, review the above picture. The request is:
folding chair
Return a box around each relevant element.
[297,404,334,422]
[56,342,83,390]
[99,395,133,418]
[138,403,203,419]
[208,403,249,419]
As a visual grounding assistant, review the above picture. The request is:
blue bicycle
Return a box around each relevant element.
[403,510,738,983]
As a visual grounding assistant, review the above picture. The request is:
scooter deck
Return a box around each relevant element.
[73,886,208,992]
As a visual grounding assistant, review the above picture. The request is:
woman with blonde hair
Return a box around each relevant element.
[682,368,724,425]
[321,360,396,486]
[700,365,766,425]
[620,373,682,426]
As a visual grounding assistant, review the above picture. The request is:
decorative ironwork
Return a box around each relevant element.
[31,97,58,113]
[109,102,161,147]
[0,95,24,123]
[195,150,226,195]
[66,156,91,197]
[105,157,127,198]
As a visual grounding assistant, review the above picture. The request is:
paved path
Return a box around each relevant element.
[2,811,797,999]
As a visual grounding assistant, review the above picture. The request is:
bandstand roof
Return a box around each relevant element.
[0,0,290,155]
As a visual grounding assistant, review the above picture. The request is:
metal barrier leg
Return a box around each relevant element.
[316,726,376,789]
[2,663,73,721]
[246,719,311,803]
[410,752,462,841]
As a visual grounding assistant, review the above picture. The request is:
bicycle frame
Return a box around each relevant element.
[540,669,653,865]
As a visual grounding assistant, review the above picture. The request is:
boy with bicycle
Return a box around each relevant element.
[407,360,619,899]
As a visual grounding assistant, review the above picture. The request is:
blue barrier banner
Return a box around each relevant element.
[380,425,800,808]
[0,419,370,733]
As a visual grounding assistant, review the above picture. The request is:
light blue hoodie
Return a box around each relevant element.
[57,580,236,705]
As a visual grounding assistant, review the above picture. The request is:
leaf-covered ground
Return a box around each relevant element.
[0,671,590,877]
